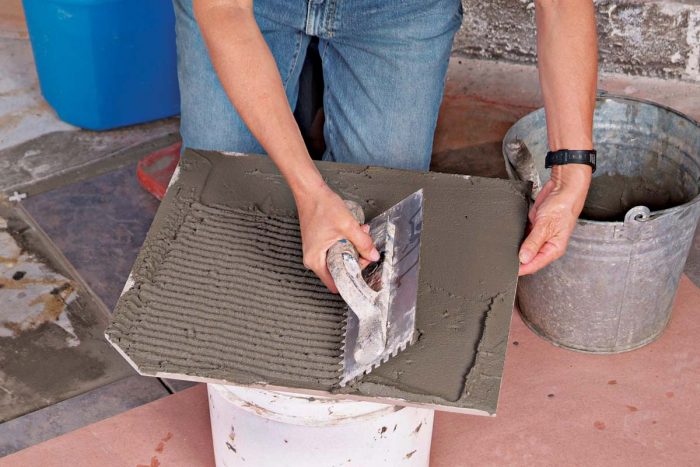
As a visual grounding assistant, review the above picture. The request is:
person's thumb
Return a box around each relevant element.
[519,220,551,264]
[347,224,380,263]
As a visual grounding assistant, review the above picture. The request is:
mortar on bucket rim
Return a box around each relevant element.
[503,95,700,354]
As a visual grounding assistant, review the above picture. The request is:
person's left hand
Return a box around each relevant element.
[518,164,592,275]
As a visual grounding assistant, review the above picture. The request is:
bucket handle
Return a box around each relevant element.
[624,206,651,225]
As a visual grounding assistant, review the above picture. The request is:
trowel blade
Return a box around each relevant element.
[340,189,424,386]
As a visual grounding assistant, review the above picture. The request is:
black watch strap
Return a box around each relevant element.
[545,149,597,173]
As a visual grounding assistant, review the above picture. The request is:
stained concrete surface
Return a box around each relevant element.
[0,35,73,150]
[0,200,134,423]
[0,161,194,455]
[0,125,180,197]
[22,164,161,311]
[107,151,529,414]
[0,375,169,456]
[0,23,179,198]
[1,224,79,346]
[0,22,197,446]
[0,0,26,41]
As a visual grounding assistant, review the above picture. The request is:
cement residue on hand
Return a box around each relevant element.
[107,150,529,414]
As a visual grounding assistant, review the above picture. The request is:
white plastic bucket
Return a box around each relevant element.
[207,384,434,466]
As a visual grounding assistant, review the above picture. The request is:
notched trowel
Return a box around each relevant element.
[326,190,424,386]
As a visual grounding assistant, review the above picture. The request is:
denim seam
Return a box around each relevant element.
[283,32,304,90]
[320,37,330,62]
[304,3,313,35]
[324,0,337,38]
[319,40,335,161]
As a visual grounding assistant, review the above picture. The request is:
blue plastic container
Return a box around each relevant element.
[23,0,180,130]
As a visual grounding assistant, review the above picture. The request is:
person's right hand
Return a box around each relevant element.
[295,184,380,293]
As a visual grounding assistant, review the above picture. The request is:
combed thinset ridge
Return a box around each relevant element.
[109,201,347,389]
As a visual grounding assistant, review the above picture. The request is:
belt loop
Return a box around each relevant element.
[305,0,317,35]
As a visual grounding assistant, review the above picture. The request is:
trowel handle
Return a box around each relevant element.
[326,200,380,308]
[327,200,365,267]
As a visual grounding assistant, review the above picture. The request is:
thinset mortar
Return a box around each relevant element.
[106,150,529,415]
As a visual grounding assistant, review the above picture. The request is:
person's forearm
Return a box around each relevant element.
[535,0,597,154]
[193,0,326,200]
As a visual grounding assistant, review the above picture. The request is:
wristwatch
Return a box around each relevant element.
[545,149,597,173]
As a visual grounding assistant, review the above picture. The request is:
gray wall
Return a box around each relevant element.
[454,0,700,82]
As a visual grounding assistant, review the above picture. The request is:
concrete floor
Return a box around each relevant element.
[2,278,699,466]
[0,12,188,456]
[2,2,700,464]
[0,3,72,151]
[0,199,137,426]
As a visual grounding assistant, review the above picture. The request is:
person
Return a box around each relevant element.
[174,0,597,292]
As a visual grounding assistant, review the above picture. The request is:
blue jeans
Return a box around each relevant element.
[174,0,462,171]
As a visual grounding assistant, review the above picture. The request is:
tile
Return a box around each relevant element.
[22,164,161,311]
[0,375,169,457]
[1,384,214,467]
[430,277,700,466]
[0,200,133,423]
[107,151,529,414]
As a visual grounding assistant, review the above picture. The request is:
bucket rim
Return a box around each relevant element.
[209,383,402,427]
[505,93,700,136]
[595,92,700,128]
[503,93,700,226]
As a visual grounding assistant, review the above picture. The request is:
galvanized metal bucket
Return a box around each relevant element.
[686,220,700,287]
[503,95,700,353]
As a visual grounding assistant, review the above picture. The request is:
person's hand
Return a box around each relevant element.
[295,184,380,293]
[518,164,592,275]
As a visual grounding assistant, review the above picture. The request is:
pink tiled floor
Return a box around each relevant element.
[432,277,700,466]
[4,278,698,466]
